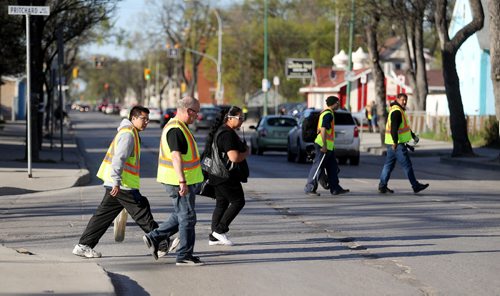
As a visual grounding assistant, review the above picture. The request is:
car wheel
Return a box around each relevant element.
[338,157,348,165]
[295,141,306,163]
[250,141,257,155]
[257,146,264,155]
[350,155,360,166]
[287,141,295,162]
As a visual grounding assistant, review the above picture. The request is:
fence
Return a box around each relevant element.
[406,111,497,136]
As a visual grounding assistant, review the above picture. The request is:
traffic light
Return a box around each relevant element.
[144,68,151,80]
[72,67,79,79]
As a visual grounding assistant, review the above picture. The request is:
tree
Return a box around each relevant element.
[16,0,117,160]
[153,0,218,98]
[386,0,431,111]
[488,0,500,153]
[434,0,484,157]
[0,0,25,78]
[364,3,389,145]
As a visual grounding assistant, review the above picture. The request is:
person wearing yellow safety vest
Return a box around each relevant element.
[73,106,166,258]
[143,96,205,266]
[304,96,350,196]
[378,93,429,194]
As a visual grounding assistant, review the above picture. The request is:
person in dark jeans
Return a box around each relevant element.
[204,106,249,246]
[378,93,429,194]
[143,96,205,266]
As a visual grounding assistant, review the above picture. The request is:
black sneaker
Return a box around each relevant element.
[306,191,320,196]
[332,189,350,195]
[378,186,394,194]
[176,256,205,266]
[142,235,158,260]
[413,183,429,193]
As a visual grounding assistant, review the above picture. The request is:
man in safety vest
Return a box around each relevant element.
[143,96,205,266]
[304,96,350,196]
[73,106,168,258]
[378,93,429,194]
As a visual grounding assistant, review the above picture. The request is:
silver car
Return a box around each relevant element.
[287,108,360,165]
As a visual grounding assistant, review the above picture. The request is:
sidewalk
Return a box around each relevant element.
[0,120,107,295]
[0,120,90,196]
[359,130,500,171]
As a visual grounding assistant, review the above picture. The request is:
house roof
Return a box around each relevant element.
[476,0,490,51]
[378,36,404,60]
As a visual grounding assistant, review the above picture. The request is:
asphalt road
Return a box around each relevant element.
[3,111,500,296]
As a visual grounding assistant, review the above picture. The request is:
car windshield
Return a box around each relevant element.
[334,112,356,125]
[267,117,297,127]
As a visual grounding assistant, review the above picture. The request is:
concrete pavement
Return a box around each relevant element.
[0,118,498,295]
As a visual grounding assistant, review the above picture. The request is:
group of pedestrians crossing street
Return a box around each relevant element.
[72,93,428,267]
[73,96,249,266]
[304,94,428,196]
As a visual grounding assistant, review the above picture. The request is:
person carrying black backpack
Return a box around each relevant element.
[203,106,249,246]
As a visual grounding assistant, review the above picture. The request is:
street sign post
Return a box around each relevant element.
[8,5,50,178]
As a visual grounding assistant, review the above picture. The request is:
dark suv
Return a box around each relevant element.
[160,108,177,128]
[192,106,221,131]
[287,108,360,165]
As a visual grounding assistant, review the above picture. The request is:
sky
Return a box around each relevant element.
[82,0,237,60]
[81,0,146,60]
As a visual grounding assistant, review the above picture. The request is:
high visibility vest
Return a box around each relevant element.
[385,105,412,144]
[157,119,203,185]
[96,126,140,189]
[314,109,335,150]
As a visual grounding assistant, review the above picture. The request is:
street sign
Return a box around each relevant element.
[8,6,50,15]
[360,73,367,84]
[262,78,269,92]
[285,58,314,79]
[167,48,179,58]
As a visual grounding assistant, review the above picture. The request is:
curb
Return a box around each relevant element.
[74,135,92,187]
[440,156,500,171]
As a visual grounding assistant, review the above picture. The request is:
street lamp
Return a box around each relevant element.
[212,8,223,105]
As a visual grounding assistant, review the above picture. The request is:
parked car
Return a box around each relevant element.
[119,107,130,118]
[148,107,162,122]
[249,115,298,155]
[104,104,121,115]
[287,108,360,165]
[351,107,370,128]
[160,108,177,128]
[192,106,221,131]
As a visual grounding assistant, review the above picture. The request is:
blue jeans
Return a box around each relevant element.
[379,144,418,188]
[304,144,342,193]
[148,184,197,260]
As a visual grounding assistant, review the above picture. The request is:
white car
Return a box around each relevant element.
[119,107,130,118]
[148,107,162,122]
[287,108,360,165]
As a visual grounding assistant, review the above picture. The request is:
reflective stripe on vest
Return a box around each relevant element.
[384,105,412,144]
[157,119,204,185]
[96,127,140,188]
[314,109,335,150]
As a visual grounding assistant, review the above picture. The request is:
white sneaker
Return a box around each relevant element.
[211,231,234,246]
[72,244,101,258]
[158,237,181,258]
[209,240,225,246]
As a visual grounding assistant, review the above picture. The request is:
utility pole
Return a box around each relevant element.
[346,0,355,111]
[263,0,269,116]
